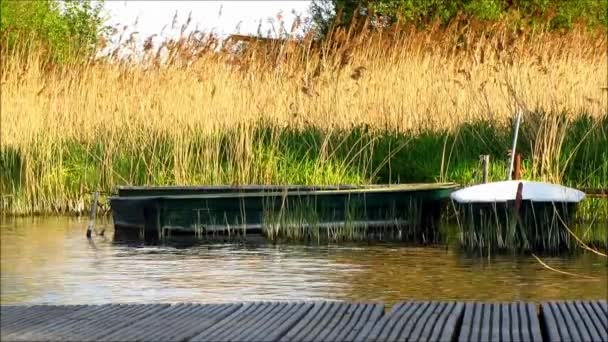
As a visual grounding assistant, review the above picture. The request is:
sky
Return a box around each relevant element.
[103,1,313,44]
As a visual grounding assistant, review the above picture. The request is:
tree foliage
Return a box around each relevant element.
[310,0,608,37]
[1,0,107,62]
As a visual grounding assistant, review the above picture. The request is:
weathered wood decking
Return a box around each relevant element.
[1,301,606,342]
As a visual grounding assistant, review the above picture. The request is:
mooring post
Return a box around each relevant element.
[86,191,99,239]
[513,153,521,180]
[515,182,524,214]
[481,155,490,183]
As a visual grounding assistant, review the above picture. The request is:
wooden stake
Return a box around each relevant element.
[481,155,490,183]
[513,153,521,180]
[515,182,523,213]
[86,191,99,239]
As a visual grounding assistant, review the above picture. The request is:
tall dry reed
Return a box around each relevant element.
[1,22,606,214]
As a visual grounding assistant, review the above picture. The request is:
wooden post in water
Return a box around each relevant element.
[513,153,521,180]
[86,191,99,239]
[481,155,490,183]
[515,182,524,214]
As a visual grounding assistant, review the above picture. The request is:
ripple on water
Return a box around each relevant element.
[1,216,606,305]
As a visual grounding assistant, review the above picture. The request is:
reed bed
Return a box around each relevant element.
[1,22,606,218]
[453,199,608,254]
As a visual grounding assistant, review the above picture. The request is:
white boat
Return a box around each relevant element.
[449,110,587,252]
[450,108,585,206]
[450,180,585,204]
[450,110,585,203]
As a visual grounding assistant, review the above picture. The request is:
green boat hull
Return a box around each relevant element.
[110,183,458,242]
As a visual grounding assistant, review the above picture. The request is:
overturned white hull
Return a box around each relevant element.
[450,180,585,204]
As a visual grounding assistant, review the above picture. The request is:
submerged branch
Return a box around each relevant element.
[531,254,599,280]
[553,204,607,257]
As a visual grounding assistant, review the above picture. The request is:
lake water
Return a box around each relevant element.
[1,216,606,305]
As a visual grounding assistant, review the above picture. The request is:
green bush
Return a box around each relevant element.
[0,0,107,62]
[311,0,608,36]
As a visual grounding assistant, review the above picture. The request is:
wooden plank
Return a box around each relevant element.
[378,302,418,341]
[1,305,87,328]
[508,302,519,342]
[394,302,435,341]
[459,303,541,342]
[573,301,600,342]
[567,301,592,341]
[459,303,475,342]
[516,303,530,342]
[297,302,343,342]
[97,303,193,341]
[479,303,489,342]
[189,302,315,342]
[526,302,543,342]
[2,305,116,342]
[587,301,608,341]
[556,301,582,341]
[322,303,383,342]
[279,302,329,342]
[5,301,606,342]
[321,303,364,342]
[425,302,464,341]
[459,302,486,342]
[0,306,29,324]
[279,302,383,342]
[362,301,462,342]
[98,303,241,342]
[317,303,366,342]
[198,302,272,341]
[490,302,500,342]
[500,303,511,342]
[541,301,608,342]
[411,302,464,342]
[435,302,465,342]
[541,302,563,342]
[306,302,351,341]
[410,302,449,340]
[1,305,88,340]
[67,304,170,342]
[347,304,385,341]
[253,303,315,342]
[228,302,296,342]
[356,302,405,342]
[3,304,169,342]
[156,304,243,342]
[190,302,266,341]
[280,301,343,341]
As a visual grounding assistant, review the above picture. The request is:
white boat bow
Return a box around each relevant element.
[450,180,585,204]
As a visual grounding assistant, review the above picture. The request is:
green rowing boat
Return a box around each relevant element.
[110,183,459,242]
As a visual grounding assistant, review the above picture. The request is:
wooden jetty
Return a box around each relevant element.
[110,183,458,242]
[1,300,605,341]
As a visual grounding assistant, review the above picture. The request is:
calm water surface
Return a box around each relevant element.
[1,216,606,305]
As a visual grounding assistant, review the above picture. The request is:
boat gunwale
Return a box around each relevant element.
[117,184,364,191]
[109,183,459,201]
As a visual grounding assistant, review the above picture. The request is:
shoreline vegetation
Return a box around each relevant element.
[1,1,606,231]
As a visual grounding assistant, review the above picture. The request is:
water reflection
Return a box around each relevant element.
[1,216,606,305]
